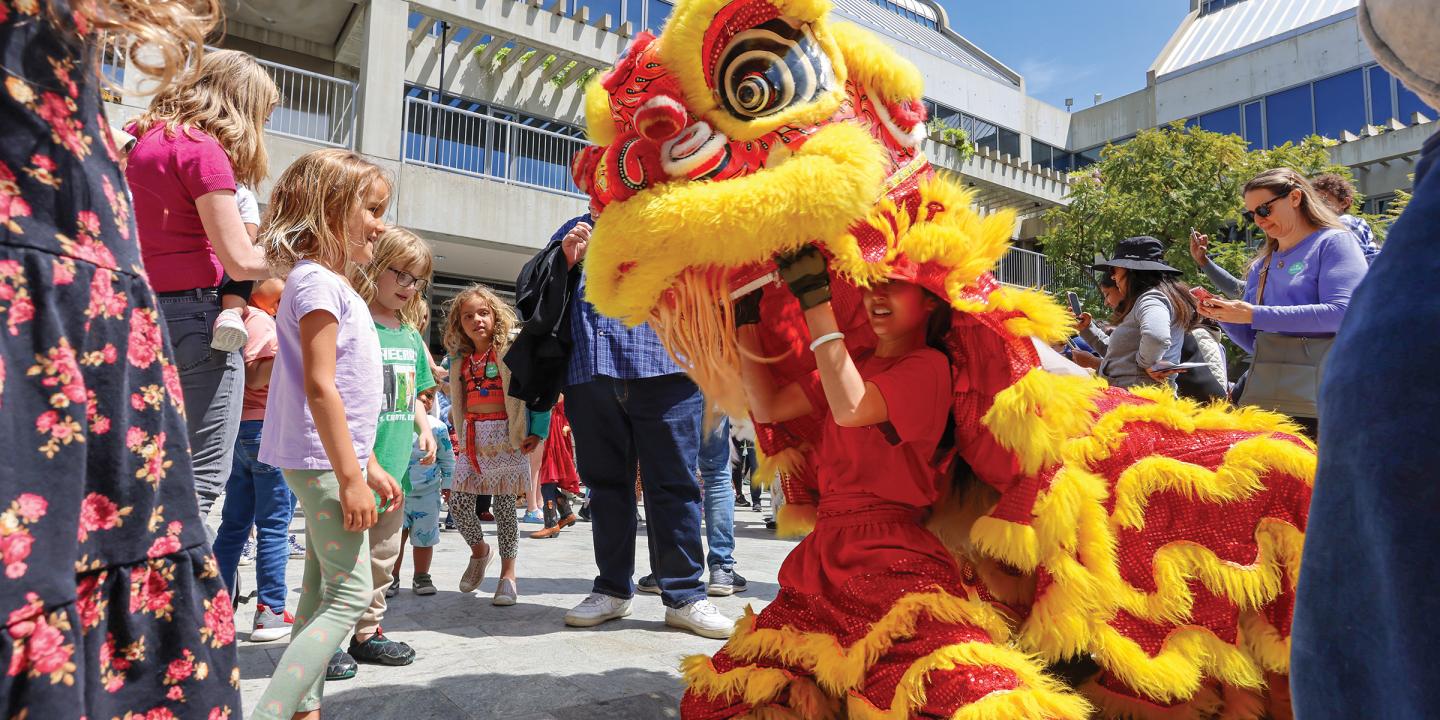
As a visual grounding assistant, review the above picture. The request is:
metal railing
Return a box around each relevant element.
[255,57,356,148]
[996,246,1054,288]
[401,96,588,197]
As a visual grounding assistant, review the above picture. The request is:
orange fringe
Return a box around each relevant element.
[648,267,748,419]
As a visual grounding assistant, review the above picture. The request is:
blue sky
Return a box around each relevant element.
[932,1,1188,109]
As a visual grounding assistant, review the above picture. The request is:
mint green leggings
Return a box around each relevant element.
[252,469,373,719]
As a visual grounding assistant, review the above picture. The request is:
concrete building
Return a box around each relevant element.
[1065,0,1434,214]
[102,0,1071,311]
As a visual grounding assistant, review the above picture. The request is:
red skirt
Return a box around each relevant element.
[680,499,1088,719]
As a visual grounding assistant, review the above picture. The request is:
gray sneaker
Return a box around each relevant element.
[413,573,437,596]
[636,574,660,595]
[707,567,748,597]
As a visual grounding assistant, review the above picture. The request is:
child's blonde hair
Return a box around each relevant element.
[443,284,516,358]
[130,49,279,186]
[260,149,390,274]
[351,227,434,328]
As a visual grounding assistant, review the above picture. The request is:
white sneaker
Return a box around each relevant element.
[564,593,632,628]
[665,600,734,639]
[250,604,293,642]
[211,308,248,352]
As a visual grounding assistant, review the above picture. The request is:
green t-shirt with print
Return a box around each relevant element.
[372,323,436,494]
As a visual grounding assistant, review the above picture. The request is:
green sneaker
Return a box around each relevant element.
[413,573,437,596]
[348,629,415,666]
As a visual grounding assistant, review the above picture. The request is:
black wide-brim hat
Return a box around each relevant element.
[1092,235,1182,275]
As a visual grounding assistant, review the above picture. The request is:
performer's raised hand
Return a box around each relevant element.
[562,221,592,269]
[774,244,831,310]
[734,289,763,327]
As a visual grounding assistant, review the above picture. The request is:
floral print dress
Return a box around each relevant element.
[0,2,240,718]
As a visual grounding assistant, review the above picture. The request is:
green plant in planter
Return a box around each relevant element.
[925,120,974,163]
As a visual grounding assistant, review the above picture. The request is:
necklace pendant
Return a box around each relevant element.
[485,362,499,379]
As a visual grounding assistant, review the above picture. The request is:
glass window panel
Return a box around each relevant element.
[1368,65,1394,125]
[1398,82,1437,123]
[574,0,624,26]
[1243,102,1263,147]
[1030,140,1052,169]
[1313,69,1365,138]
[1197,105,1242,137]
[1054,152,1072,173]
[1073,147,1102,169]
[645,0,672,32]
[1265,84,1313,147]
[623,0,645,30]
[998,128,1021,158]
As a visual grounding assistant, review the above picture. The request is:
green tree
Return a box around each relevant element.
[1039,123,1351,309]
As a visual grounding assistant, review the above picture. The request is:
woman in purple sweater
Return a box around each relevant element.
[1198,168,1368,431]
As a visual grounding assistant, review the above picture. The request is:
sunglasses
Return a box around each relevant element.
[1242,189,1292,224]
[386,266,429,292]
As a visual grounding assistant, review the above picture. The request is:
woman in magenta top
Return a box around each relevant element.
[126,49,278,520]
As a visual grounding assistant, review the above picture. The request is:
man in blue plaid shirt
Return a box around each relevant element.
[552,216,736,639]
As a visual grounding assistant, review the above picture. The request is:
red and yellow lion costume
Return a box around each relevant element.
[571,0,1313,716]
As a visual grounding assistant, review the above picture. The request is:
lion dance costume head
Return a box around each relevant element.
[575,0,1315,717]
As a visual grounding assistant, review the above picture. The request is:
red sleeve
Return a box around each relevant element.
[176,131,237,200]
[867,349,951,444]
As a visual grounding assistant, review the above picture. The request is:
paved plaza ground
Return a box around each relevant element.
[229,502,790,719]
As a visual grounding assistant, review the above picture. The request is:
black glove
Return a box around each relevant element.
[774,244,831,311]
[734,289,763,327]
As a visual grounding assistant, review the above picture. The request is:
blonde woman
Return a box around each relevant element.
[127,48,279,522]
[0,0,244,717]
[443,285,550,605]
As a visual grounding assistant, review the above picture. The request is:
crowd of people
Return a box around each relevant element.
[3,0,1439,718]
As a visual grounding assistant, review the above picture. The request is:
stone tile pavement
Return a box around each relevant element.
[230,501,791,719]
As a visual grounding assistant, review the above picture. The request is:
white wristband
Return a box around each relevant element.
[808,332,845,352]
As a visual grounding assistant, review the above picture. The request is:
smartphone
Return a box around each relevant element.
[1066,291,1083,316]
[1190,286,1215,303]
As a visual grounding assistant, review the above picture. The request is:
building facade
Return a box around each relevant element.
[1065,0,1434,214]
[102,0,1071,310]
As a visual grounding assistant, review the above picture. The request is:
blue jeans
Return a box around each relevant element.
[212,420,294,610]
[699,417,735,571]
[566,374,705,608]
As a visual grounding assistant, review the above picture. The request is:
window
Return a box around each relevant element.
[1197,105,1242,137]
[1398,82,1436,123]
[1073,146,1102,169]
[998,128,1021,158]
[1368,65,1394,125]
[1313,69,1365,138]
[645,0,672,32]
[572,0,624,26]
[1199,0,1247,15]
[1265,84,1313,147]
[1031,140,1053,169]
[865,0,938,29]
[1243,101,1263,147]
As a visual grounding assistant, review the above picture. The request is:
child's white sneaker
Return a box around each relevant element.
[211,307,248,352]
[664,599,734,639]
[564,593,632,627]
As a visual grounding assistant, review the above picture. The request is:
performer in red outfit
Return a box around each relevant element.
[680,247,1088,719]
[531,397,581,539]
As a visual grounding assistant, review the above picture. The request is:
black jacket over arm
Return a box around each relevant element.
[503,214,589,412]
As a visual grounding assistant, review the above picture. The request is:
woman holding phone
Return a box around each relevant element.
[1196,168,1368,434]
[1081,236,1198,388]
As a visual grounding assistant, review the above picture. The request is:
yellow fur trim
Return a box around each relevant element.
[585,121,886,322]
[985,392,1313,702]
[845,643,1091,720]
[827,22,923,103]
[657,0,848,141]
[985,286,1077,345]
[721,593,1013,693]
[690,603,1086,720]
[753,446,804,491]
[583,77,618,146]
[967,516,1041,573]
[827,177,1017,298]
[980,369,1108,476]
[775,503,817,538]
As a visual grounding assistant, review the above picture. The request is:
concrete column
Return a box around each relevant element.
[357,0,409,161]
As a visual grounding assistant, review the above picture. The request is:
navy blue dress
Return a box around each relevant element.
[0,2,240,717]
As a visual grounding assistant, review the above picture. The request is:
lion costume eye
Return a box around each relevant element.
[716,19,833,120]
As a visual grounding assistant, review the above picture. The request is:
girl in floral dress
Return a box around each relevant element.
[0,1,242,718]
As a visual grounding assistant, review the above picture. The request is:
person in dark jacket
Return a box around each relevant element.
[1291,1,1440,716]
[505,215,589,412]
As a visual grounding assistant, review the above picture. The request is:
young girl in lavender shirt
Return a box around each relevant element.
[251,149,401,720]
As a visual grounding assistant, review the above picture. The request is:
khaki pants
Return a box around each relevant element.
[354,496,405,637]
